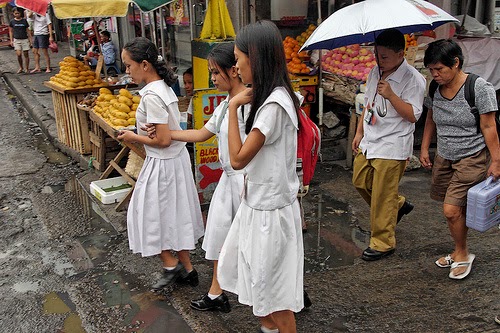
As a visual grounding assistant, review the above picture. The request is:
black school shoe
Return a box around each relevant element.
[177,268,199,287]
[151,263,186,292]
[361,247,395,261]
[397,200,414,224]
[304,290,312,308]
[190,292,231,313]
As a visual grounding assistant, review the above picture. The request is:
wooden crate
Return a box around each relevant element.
[88,109,145,172]
[87,109,120,171]
[46,82,96,154]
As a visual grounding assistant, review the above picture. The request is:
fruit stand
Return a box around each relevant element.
[282,24,319,117]
[73,85,144,210]
[44,56,137,155]
[87,107,145,211]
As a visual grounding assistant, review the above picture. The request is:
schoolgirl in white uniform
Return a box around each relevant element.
[168,43,248,312]
[218,21,304,333]
[117,37,204,292]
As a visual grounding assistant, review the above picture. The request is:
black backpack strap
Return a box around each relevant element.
[464,73,480,133]
[429,79,438,100]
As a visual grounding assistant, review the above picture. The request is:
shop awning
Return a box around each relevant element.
[51,0,130,18]
[15,0,174,18]
[15,0,51,15]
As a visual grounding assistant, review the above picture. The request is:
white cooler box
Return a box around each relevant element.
[466,177,500,232]
[90,176,132,204]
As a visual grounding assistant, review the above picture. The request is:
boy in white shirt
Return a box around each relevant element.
[351,28,426,261]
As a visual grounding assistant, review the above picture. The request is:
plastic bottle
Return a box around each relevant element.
[355,83,366,115]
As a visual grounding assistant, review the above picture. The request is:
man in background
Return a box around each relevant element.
[27,10,53,73]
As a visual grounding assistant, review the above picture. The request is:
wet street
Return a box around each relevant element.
[0,79,193,333]
[1,57,499,331]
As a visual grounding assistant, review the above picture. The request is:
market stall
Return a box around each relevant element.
[43,55,137,153]
[86,105,144,211]
[76,85,145,210]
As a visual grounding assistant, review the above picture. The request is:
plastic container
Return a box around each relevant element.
[90,176,132,204]
[466,176,500,232]
[355,83,366,115]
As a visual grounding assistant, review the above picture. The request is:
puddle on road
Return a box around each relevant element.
[34,133,71,165]
[302,191,369,272]
[64,177,121,265]
[63,177,115,232]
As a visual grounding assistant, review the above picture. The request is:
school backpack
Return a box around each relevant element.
[429,73,500,134]
[297,108,321,195]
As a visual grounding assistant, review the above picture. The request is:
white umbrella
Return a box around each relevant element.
[300,0,458,51]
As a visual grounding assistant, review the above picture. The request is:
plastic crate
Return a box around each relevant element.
[289,74,318,86]
[90,176,132,204]
[466,177,500,232]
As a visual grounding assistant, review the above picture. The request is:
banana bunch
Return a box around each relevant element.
[93,88,140,129]
[49,56,108,89]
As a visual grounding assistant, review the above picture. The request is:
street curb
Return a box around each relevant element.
[2,71,91,170]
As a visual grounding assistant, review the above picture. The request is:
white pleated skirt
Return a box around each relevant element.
[202,172,244,260]
[127,148,204,257]
[218,199,304,317]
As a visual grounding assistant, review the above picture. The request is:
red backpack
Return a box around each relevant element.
[297,108,321,195]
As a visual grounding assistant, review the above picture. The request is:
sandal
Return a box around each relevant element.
[435,254,454,268]
[17,68,23,74]
[30,68,41,73]
[449,254,475,280]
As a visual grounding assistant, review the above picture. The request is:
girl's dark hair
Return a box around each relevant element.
[207,42,236,80]
[123,37,177,86]
[424,39,464,69]
[235,20,300,134]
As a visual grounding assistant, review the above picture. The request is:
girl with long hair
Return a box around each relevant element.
[218,21,304,333]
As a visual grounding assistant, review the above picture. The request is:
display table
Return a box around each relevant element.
[87,109,145,211]
[44,82,137,154]
[322,72,360,105]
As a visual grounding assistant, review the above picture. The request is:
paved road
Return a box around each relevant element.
[1,42,499,333]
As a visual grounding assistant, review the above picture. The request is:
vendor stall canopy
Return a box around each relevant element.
[15,0,174,17]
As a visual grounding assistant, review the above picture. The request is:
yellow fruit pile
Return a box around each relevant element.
[93,88,140,129]
[404,34,418,50]
[49,56,108,89]
[283,24,316,75]
[295,24,316,47]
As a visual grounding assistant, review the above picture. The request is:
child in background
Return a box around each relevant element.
[218,21,304,333]
[181,67,194,129]
[117,37,204,292]
[169,43,248,313]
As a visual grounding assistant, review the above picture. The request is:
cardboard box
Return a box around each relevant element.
[90,176,131,204]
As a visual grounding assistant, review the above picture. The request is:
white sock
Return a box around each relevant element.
[260,326,279,333]
[163,266,176,270]
[207,292,221,300]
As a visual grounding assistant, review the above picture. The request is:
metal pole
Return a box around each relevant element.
[317,0,324,127]
[160,7,166,62]
[140,11,146,37]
